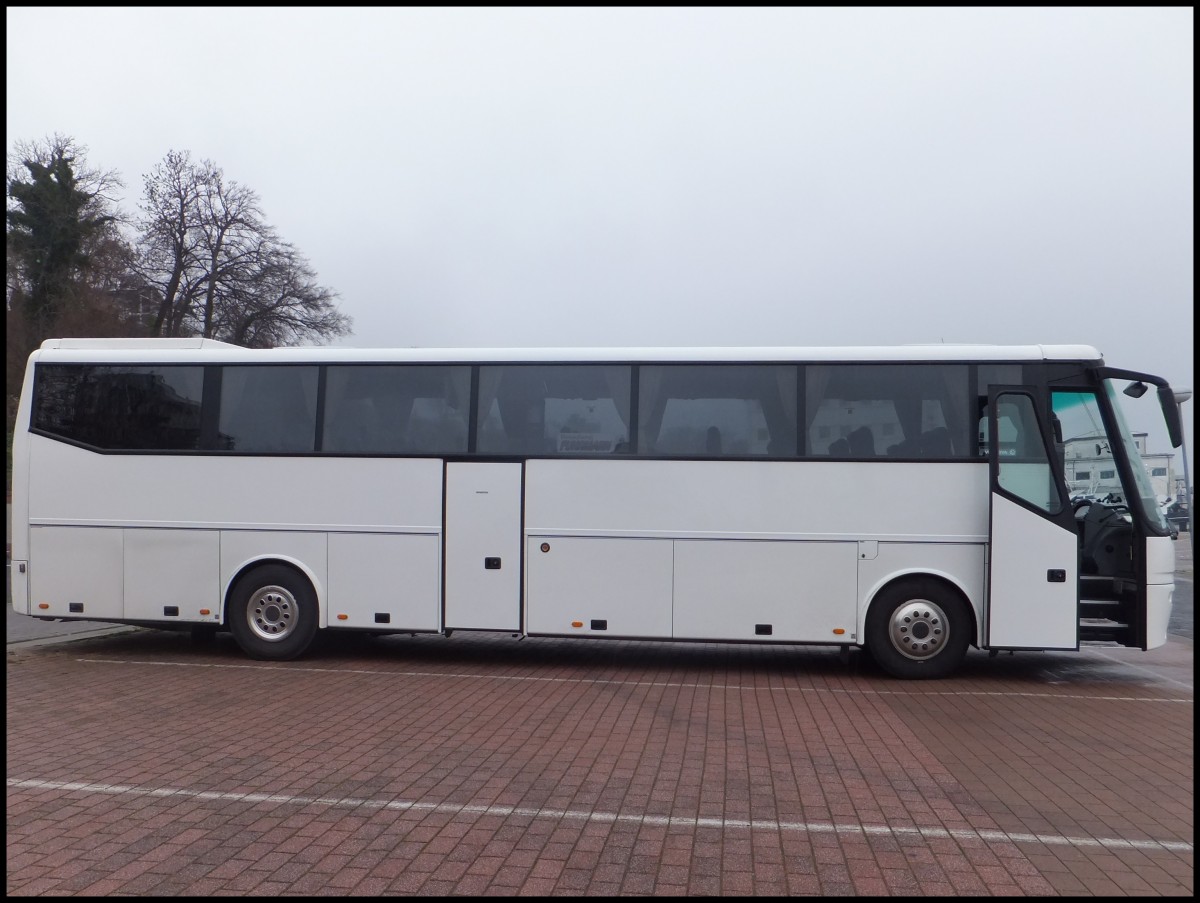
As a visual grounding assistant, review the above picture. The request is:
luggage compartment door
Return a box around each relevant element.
[444,462,523,630]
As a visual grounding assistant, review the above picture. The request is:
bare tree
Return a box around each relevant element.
[195,166,266,338]
[217,239,351,347]
[136,150,350,346]
[136,149,205,336]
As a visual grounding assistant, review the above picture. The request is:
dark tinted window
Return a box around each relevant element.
[218,366,318,452]
[993,391,1062,513]
[477,365,632,455]
[805,364,969,458]
[33,364,204,450]
[323,365,469,454]
[977,364,1024,457]
[638,365,797,457]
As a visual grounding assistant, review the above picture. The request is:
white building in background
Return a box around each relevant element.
[1063,431,1179,502]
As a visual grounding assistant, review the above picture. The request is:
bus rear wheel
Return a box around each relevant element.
[866,579,970,679]
[228,565,318,661]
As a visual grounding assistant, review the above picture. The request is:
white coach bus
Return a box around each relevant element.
[8,339,1186,678]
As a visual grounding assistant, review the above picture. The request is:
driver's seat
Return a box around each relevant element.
[1079,502,1134,577]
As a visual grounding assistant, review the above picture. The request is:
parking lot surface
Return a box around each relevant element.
[7,612,1193,896]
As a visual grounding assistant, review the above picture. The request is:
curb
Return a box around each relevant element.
[7,625,142,649]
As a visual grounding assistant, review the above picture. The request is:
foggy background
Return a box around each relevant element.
[6,7,1193,467]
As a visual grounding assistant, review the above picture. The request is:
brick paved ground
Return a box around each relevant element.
[6,625,1192,896]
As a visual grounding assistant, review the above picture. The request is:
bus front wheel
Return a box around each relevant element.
[228,565,319,661]
[865,579,970,679]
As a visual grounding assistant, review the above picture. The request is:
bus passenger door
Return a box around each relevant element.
[985,388,1078,649]
[444,462,523,630]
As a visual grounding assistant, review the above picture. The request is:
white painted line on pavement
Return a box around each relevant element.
[7,777,1192,855]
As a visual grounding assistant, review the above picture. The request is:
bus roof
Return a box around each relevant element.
[34,339,1104,365]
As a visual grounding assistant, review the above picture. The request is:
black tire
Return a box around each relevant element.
[227,564,319,661]
[865,578,971,679]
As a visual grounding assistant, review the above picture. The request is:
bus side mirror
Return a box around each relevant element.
[1158,386,1184,449]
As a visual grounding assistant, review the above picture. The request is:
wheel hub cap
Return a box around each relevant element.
[888,599,948,661]
[247,586,297,642]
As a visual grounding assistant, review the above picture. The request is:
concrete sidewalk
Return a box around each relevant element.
[6,598,139,646]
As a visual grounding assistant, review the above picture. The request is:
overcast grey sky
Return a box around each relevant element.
[6,6,1194,461]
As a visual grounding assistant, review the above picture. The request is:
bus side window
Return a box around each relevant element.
[978,410,1021,457]
[990,393,1062,514]
[478,365,632,456]
[637,365,794,458]
[806,363,967,460]
[919,426,952,456]
[847,426,875,456]
[220,366,318,453]
[326,399,380,452]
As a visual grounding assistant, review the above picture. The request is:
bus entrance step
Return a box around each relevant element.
[1080,599,1130,620]
[1079,618,1131,644]
[1079,577,1130,602]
